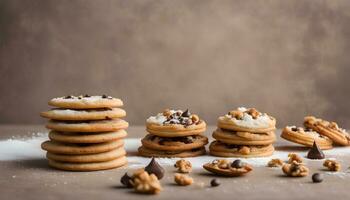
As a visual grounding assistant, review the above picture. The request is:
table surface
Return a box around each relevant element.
[1,125,350,200]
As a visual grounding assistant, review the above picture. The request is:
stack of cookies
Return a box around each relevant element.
[40,95,129,171]
[138,109,208,157]
[209,107,276,158]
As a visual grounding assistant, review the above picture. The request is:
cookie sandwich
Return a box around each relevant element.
[40,95,128,171]
[209,107,276,157]
[138,109,208,157]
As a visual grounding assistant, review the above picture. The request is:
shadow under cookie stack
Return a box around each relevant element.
[40,95,129,171]
[138,109,208,158]
[209,107,277,158]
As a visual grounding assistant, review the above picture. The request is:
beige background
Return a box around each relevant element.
[0,0,349,126]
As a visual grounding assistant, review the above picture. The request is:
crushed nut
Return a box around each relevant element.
[131,169,162,194]
[323,159,341,171]
[228,110,244,120]
[174,173,193,186]
[282,161,309,177]
[163,109,172,117]
[190,114,200,124]
[212,159,230,169]
[238,146,251,155]
[267,159,284,167]
[174,159,192,173]
[247,108,259,119]
[288,153,303,164]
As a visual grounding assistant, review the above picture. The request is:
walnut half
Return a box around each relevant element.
[132,169,162,194]
[282,161,309,177]
[174,173,193,186]
[174,159,192,173]
[323,159,341,172]
[267,159,284,167]
[288,153,303,164]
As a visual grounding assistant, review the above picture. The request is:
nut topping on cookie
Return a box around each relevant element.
[174,173,193,186]
[175,159,192,173]
[282,161,309,177]
[131,169,162,194]
[323,159,341,171]
[203,159,253,177]
[147,109,202,127]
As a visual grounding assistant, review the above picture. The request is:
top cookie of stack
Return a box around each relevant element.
[40,95,128,171]
[138,109,208,157]
[209,107,276,158]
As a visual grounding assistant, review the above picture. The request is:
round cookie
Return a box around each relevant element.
[48,130,127,144]
[203,159,253,177]
[212,128,275,145]
[48,95,123,109]
[146,109,207,137]
[217,107,276,133]
[47,148,126,163]
[281,126,333,150]
[138,146,206,158]
[46,119,129,132]
[41,140,124,155]
[40,108,126,121]
[141,134,208,151]
[304,116,350,146]
[209,141,274,158]
[48,156,127,171]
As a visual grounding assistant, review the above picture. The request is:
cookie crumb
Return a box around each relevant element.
[267,159,284,167]
[174,159,192,173]
[323,159,341,171]
[174,173,193,186]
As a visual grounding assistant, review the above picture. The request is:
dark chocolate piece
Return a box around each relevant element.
[312,173,323,183]
[145,157,165,179]
[102,94,108,98]
[231,159,244,168]
[210,179,220,187]
[120,172,133,188]
[307,141,325,159]
[181,109,191,117]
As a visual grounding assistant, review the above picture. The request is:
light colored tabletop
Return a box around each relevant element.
[0,125,349,200]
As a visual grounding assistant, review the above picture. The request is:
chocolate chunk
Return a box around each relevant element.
[291,127,298,132]
[312,173,323,183]
[64,95,73,99]
[231,159,244,168]
[102,94,108,98]
[307,141,325,159]
[145,157,165,179]
[181,109,191,117]
[120,172,133,188]
[210,179,220,187]
[83,94,90,97]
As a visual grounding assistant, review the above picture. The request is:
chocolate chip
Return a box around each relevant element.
[210,179,220,187]
[102,94,108,98]
[144,157,165,180]
[231,159,244,168]
[181,109,191,117]
[120,172,133,188]
[312,173,323,183]
[64,95,73,99]
[291,127,298,132]
[307,141,325,159]
[83,94,90,97]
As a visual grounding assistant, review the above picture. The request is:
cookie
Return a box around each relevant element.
[48,95,123,109]
[141,134,208,151]
[138,146,206,158]
[48,156,127,171]
[209,141,274,157]
[48,130,127,144]
[41,140,124,155]
[304,116,350,146]
[281,126,333,150]
[212,128,275,145]
[40,108,126,121]
[46,119,129,132]
[217,107,276,133]
[203,159,253,177]
[146,109,206,137]
[47,147,126,163]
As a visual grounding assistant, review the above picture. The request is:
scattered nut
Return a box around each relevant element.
[323,159,341,171]
[174,159,192,173]
[267,159,284,167]
[282,160,309,177]
[132,169,162,194]
[174,173,193,186]
[288,153,303,164]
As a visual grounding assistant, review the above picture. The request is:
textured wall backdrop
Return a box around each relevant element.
[0,0,349,127]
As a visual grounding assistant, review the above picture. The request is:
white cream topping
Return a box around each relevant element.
[222,107,273,128]
[146,110,181,125]
[53,96,114,102]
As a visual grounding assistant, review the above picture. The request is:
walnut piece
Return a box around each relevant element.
[267,159,284,167]
[174,159,192,173]
[238,146,250,155]
[190,114,199,123]
[288,153,303,164]
[323,159,341,171]
[174,173,193,186]
[282,161,309,177]
[212,159,230,169]
[228,110,244,120]
[132,169,162,194]
[247,108,259,119]
[163,109,172,117]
